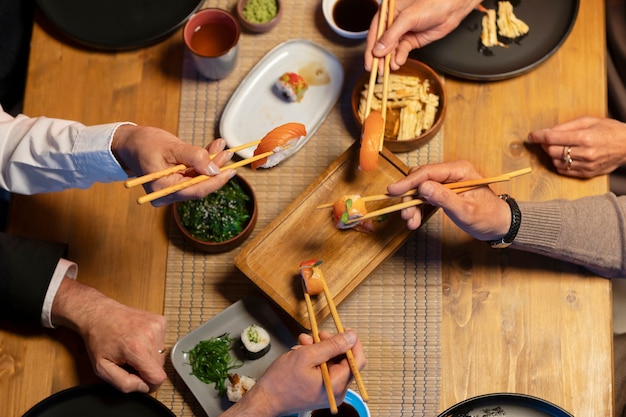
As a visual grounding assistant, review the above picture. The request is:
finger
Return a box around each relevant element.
[304,331,357,367]
[528,125,589,147]
[298,332,314,346]
[149,169,236,207]
[97,360,152,393]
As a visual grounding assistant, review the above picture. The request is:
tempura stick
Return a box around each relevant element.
[124,139,262,189]
[136,151,273,205]
[318,275,369,401]
[303,285,338,414]
[316,167,532,209]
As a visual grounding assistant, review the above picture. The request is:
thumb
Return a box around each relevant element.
[307,331,358,365]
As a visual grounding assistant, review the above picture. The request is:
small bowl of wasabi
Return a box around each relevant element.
[236,0,282,33]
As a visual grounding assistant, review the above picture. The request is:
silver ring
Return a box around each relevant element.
[563,146,573,170]
[158,348,166,354]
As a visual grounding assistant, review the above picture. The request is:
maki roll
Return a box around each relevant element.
[240,324,271,359]
[275,72,308,102]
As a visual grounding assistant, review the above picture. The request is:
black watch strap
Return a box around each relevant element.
[489,194,521,248]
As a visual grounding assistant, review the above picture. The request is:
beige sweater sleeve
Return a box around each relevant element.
[512,193,626,278]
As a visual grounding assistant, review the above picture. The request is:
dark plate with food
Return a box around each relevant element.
[438,393,573,417]
[36,0,202,50]
[410,0,579,81]
[21,384,174,417]
[171,297,297,417]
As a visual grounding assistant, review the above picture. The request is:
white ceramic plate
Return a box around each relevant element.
[220,39,344,160]
[171,297,297,417]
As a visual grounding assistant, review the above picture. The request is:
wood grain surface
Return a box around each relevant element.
[0,0,613,416]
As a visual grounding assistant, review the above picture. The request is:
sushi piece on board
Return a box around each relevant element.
[333,195,375,233]
[240,324,271,359]
[251,122,307,170]
[275,72,309,102]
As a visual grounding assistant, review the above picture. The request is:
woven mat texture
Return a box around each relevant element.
[157,1,443,415]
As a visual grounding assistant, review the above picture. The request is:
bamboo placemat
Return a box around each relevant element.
[157,1,443,415]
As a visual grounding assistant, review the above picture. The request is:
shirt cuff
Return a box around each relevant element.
[41,258,78,328]
[72,121,136,183]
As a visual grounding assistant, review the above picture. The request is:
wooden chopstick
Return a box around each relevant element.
[345,167,532,223]
[379,0,395,152]
[124,139,262,189]
[317,273,369,402]
[363,0,390,121]
[302,283,338,414]
[317,167,531,209]
[135,150,272,205]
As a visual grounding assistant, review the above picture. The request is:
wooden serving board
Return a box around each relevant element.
[235,143,437,328]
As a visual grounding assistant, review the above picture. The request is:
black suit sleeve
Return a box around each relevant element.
[0,232,68,326]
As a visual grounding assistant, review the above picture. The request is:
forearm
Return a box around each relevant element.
[512,193,626,277]
[50,277,114,332]
[219,384,278,417]
[0,109,128,194]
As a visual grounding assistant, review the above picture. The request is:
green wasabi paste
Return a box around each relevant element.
[243,0,278,24]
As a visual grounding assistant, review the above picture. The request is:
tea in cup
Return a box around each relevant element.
[183,8,240,80]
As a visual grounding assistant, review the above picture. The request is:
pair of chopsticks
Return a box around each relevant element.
[317,167,531,223]
[363,0,396,152]
[302,270,368,414]
[124,140,263,205]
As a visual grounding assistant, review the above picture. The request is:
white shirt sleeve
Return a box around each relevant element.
[0,106,132,194]
[41,258,78,328]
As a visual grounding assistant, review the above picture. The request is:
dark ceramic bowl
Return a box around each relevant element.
[173,174,257,253]
[351,58,447,153]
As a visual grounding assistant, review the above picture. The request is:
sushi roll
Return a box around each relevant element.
[332,195,375,233]
[225,373,256,403]
[240,324,271,359]
[275,72,308,102]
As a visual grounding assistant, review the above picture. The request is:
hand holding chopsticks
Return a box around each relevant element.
[300,260,368,411]
[344,167,531,223]
[125,139,268,205]
[124,140,261,189]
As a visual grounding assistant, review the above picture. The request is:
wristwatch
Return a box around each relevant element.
[489,194,521,248]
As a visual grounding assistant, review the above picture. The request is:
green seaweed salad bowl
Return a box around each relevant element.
[173,174,258,253]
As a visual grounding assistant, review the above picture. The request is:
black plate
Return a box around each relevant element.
[410,0,579,81]
[438,393,574,417]
[36,0,203,50]
[22,384,175,417]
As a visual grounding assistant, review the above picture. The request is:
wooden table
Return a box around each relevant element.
[1,1,612,416]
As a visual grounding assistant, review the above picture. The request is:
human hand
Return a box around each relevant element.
[365,0,481,72]
[111,124,236,207]
[387,160,511,241]
[51,278,167,393]
[527,116,626,178]
[223,330,365,417]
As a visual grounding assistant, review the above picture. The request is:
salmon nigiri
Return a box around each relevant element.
[299,259,325,295]
[332,194,374,233]
[359,110,384,172]
[251,123,307,170]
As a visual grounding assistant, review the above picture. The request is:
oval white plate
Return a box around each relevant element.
[220,39,344,160]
